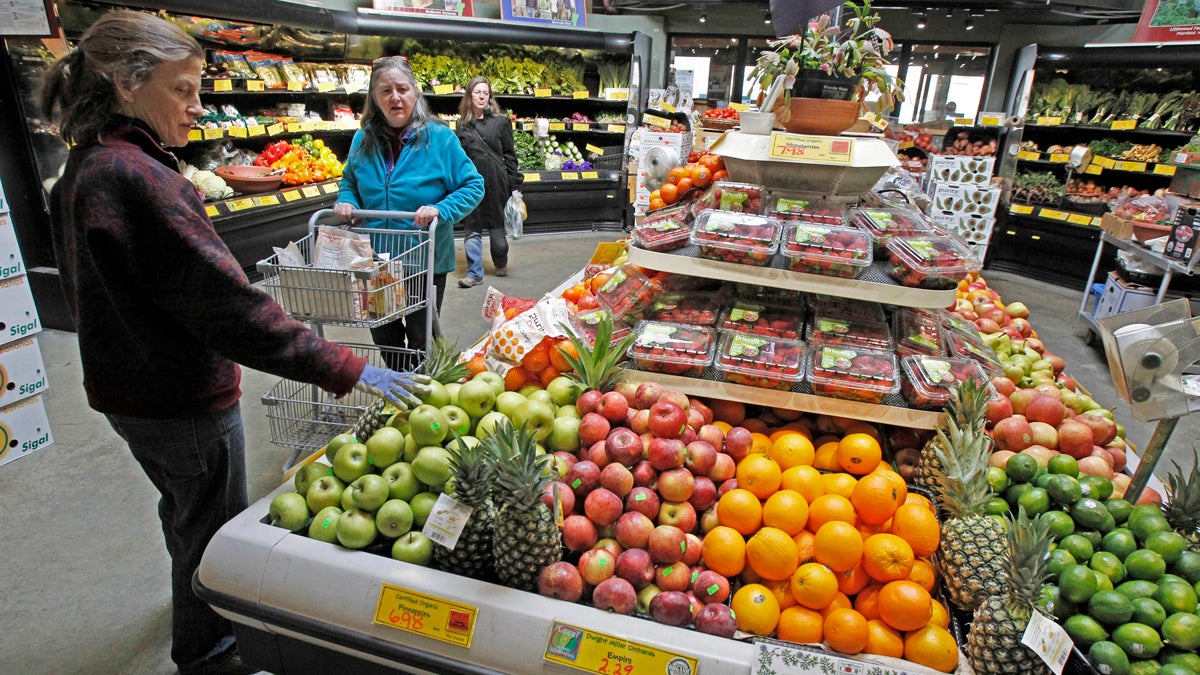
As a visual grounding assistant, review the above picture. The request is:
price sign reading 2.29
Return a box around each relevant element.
[543,620,698,675]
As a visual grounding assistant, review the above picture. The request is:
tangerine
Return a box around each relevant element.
[762,490,809,535]
[838,561,871,595]
[824,608,869,655]
[903,624,959,673]
[675,177,694,196]
[877,580,933,632]
[549,340,576,372]
[837,433,882,474]
[889,503,941,558]
[862,533,916,582]
[658,182,679,205]
[736,454,782,499]
[781,465,824,503]
[777,606,824,644]
[747,527,800,581]
[769,433,815,469]
[731,584,780,636]
[790,562,839,610]
[691,165,713,188]
[701,525,746,577]
[821,472,858,499]
[851,471,903,525]
[668,166,689,184]
[808,494,857,531]
[793,530,816,565]
[822,591,853,617]
[929,599,950,629]
[503,366,530,391]
[865,619,905,658]
[711,169,728,182]
[763,578,797,610]
[717,488,763,536]
[814,521,864,572]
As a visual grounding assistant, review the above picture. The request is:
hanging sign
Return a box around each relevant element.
[371,1,473,18]
[501,0,585,27]
[0,0,57,37]
[1134,0,1200,43]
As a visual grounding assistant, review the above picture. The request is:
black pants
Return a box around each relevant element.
[370,272,445,368]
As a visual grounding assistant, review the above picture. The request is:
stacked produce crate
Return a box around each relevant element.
[924,156,1001,260]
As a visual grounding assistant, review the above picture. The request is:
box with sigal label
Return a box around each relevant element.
[0,275,41,348]
[0,337,48,408]
[0,394,53,467]
[0,213,26,281]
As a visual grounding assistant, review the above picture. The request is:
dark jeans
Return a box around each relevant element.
[371,272,446,367]
[105,404,248,670]
[464,225,508,280]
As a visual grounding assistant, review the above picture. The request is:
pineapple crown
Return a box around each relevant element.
[445,433,498,505]
[485,419,555,512]
[1006,506,1053,606]
[558,313,637,393]
[420,336,471,384]
[1163,449,1200,538]
[930,378,995,518]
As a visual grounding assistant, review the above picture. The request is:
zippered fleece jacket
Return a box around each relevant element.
[49,120,366,418]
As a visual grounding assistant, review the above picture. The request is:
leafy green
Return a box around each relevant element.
[514,131,544,171]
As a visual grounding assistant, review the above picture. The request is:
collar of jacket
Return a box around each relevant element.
[96,116,180,173]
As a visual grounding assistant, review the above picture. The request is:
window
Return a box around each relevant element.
[668,36,743,103]
[896,44,992,125]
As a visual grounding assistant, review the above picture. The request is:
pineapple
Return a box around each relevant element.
[912,375,989,493]
[351,337,466,440]
[1162,450,1200,552]
[350,397,398,441]
[432,437,498,581]
[965,507,1055,675]
[930,378,1009,611]
[489,420,563,591]
[559,312,637,392]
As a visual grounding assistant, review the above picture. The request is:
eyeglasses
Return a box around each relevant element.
[372,55,408,68]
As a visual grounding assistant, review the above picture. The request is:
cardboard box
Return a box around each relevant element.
[928,210,995,246]
[0,275,40,347]
[929,182,1001,218]
[926,155,994,187]
[0,394,52,467]
[1169,166,1200,199]
[0,214,26,281]
[0,337,47,407]
[1100,213,1136,240]
[1094,271,1158,320]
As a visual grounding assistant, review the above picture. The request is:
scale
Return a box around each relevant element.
[1062,146,1094,200]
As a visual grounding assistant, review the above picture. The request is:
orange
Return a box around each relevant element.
[503,366,531,391]
[822,591,852,617]
[549,340,576,372]
[712,420,732,434]
[813,521,863,572]
[762,490,809,536]
[837,433,882,474]
[904,492,934,511]
[763,577,797,610]
[659,182,679,205]
[667,165,689,184]
[904,624,959,673]
[717,488,763,536]
[538,366,561,387]
[837,561,871,595]
[464,354,487,378]
[862,533,915,582]
[731,584,780,637]
[736,455,782,499]
[851,471,903,525]
[702,525,746,577]
[777,605,824,644]
[909,558,938,592]
[746,527,800,581]
[929,599,950,629]
[712,169,728,182]
[769,426,806,443]
[521,340,551,372]
[807,494,857,531]
[793,530,816,565]
[877,580,933,632]
[821,472,857,499]
[841,421,884,445]
[813,440,841,471]
[739,565,763,586]
[769,433,815,469]
[690,164,713,188]
[823,608,869,655]
[708,399,745,425]
[878,468,908,508]
[648,197,665,211]
[790,562,839,610]
[781,465,824,503]
[865,619,905,658]
[675,177,694,196]
[888,503,941,558]
[854,583,884,620]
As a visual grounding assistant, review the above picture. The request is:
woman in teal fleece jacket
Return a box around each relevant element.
[334,56,484,354]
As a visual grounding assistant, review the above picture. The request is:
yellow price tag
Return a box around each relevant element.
[374,584,477,648]
[573,123,590,132]
[1114,161,1147,173]
[661,102,676,113]
[979,115,1003,126]
[604,88,630,101]
[1083,165,1104,175]
[561,172,579,180]
[585,144,604,155]
[1035,116,1063,126]
[1017,151,1041,161]
[1040,209,1069,221]
[642,113,672,129]
[1154,164,1177,176]
[301,186,322,198]
[1011,205,1035,215]
[287,81,304,92]
[316,81,336,93]
[322,183,339,194]
[202,128,224,140]
[317,121,335,131]
[226,198,255,212]
[248,126,266,137]
[1092,217,1103,226]
[227,126,248,138]
[572,90,589,99]
[1067,213,1093,226]
[267,123,284,136]
[253,195,280,207]
[281,190,302,202]
[450,120,457,130]
[581,171,599,179]
[246,79,265,92]
[534,88,553,98]
[549,122,566,131]
[301,122,317,132]
[523,173,542,182]
[187,129,203,142]
[728,102,751,111]
[543,621,697,675]
[213,79,232,92]
[953,118,974,126]
[767,132,855,164]
[344,82,362,95]
[433,84,454,95]
[204,205,220,218]
[608,124,625,133]
[1094,156,1115,169]
[286,123,304,134]
[1048,153,1070,163]
[1111,119,1137,130]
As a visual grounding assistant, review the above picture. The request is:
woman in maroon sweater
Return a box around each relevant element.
[41,11,428,675]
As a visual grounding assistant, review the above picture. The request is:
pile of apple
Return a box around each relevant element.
[535,380,758,638]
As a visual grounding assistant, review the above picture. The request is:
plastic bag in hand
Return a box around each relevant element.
[505,190,526,240]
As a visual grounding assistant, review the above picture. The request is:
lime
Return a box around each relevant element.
[1130,514,1172,545]
[1091,551,1128,585]
[1160,664,1198,675]
[1162,612,1200,651]
[1038,584,1074,619]
[1061,534,1097,562]
[1113,622,1164,659]
[1047,474,1084,506]
[987,465,1009,494]
[1090,590,1135,626]
[1089,640,1132,675]
[1048,548,1078,581]
[1005,453,1038,484]
[1146,531,1189,565]
[1074,498,1111,530]
[1173,550,1200,584]
[1155,580,1199,614]
[1162,650,1200,671]
[1098,511,1118,534]
[1106,498,1133,525]
[1049,454,1080,477]
[1096,570,1115,591]
[985,496,1011,516]
[1004,482,1033,509]
[1018,486,1052,516]
[1061,563,1101,603]
[1129,660,1162,675]
[1118,580,1160,600]
[1102,528,1140,561]
[1126,549,1168,581]
[1045,510,1077,539]
[1080,474,1115,500]
[1065,614,1110,647]
[1131,597,1167,628]
[1161,573,1189,587]
[1080,530,1104,549]
[1128,504,1167,528]
[1035,472,1054,489]
[1195,579,1200,599]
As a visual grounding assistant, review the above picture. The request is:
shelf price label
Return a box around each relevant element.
[978,112,1005,126]
[1111,119,1138,130]
[204,205,221,218]
[582,171,599,179]
[213,79,233,92]
[316,81,336,93]
[1017,151,1041,161]
[549,122,566,131]
[227,126,248,138]
[1040,208,1069,221]
[573,123,590,132]
[952,117,974,126]
[585,144,604,155]
[374,584,477,648]
[225,198,255,212]
[728,102,751,112]
[321,182,339,194]
[1067,213,1093,226]
[572,90,590,99]
[1010,204,1035,215]
[523,173,542,182]
[543,621,698,675]
[432,83,455,95]
[187,129,204,142]
[1048,153,1070,163]
[1154,164,1177,176]
[604,88,630,101]
[344,81,362,95]
[535,88,553,98]
[248,125,267,137]
[252,195,280,207]
[1113,161,1147,173]
[1083,165,1104,175]
[561,172,579,180]
[266,123,284,136]
[1035,116,1063,126]
[281,190,302,202]
[202,128,224,140]
[246,79,265,92]
[608,124,626,133]
[286,122,305,133]
[1092,217,1103,226]
[1093,156,1116,169]
[301,186,322,198]
[287,81,304,92]
[767,132,855,164]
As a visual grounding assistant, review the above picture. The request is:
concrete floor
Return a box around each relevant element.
[2,231,1198,674]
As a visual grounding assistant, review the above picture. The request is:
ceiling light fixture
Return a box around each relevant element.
[764,12,772,24]
[916,13,926,28]
[699,13,706,23]
[965,16,974,30]
[945,8,954,18]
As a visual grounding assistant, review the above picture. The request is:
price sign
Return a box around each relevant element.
[252,195,280,207]
[225,198,255,213]
[543,621,697,675]
[316,81,336,93]
[523,173,542,182]
[767,132,855,164]
[246,79,265,92]
[301,186,322,198]
[286,122,304,134]
[1114,161,1147,173]
[953,117,974,126]
[316,121,335,131]
[1017,151,1041,161]
[549,122,566,131]
[862,112,888,130]
[582,171,599,179]
[572,90,589,99]
[1094,156,1115,169]
[432,84,454,95]
[642,113,672,129]
[978,112,1005,126]
[374,584,477,648]
[204,205,221,218]
[608,124,626,133]
[1067,213,1093,226]
[1010,204,1035,215]
[281,190,302,202]
[344,81,362,95]
[1035,116,1063,126]
[660,102,676,113]
[1022,610,1073,675]
[213,79,232,92]
[287,81,304,92]
[1083,165,1104,175]
[728,102,751,111]
[1048,153,1070,163]
[1154,164,1177,176]
[267,123,284,136]
[301,122,317,132]
[561,172,579,180]
[322,183,339,194]
[1111,119,1137,130]
[573,123,590,132]
[1092,217,1103,226]
[604,88,630,101]
[534,88,553,98]
[187,129,203,142]
[585,144,604,155]
[202,128,224,140]
[227,126,248,138]
[1040,209,1069,221]
[248,125,266,137]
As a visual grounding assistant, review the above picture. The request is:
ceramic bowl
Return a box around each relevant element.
[215,165,283,194]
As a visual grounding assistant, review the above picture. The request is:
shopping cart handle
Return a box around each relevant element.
[308,208,438,233]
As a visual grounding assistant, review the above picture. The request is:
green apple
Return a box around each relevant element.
[391,531,434,565]
[546,376,582,407]
[365,426,405,470]
[375,499,414,539]
[528,389,555,407]
[307,506,343,543]
[473,370,505,397]
[439,405,472,437]
[514,398,557,442]
[324,432,356,465]
[409,404,450,447]
[474,411,510,439]
[332,442,372,483]
[495,391,528,419]
[381,461,422,501]
[546,416,581,453]
[386,412,410,436]
[409,492,439,527]
[268,492,309,531]
[457,379,497,418]
[336,508,377,549]
[519,384,544,398]
[412,446,453,487]
[346,474,390,512]
[419,379,451,408]
[294,461,330,496]
[445,435,481,453]
[402,433,419,462]
[444,382,462,407]
[305,475,345,513]
[556,404,581,420]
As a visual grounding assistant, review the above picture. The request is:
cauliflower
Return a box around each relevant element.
[191,170,233,200]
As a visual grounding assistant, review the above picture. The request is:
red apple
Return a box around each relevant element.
[628,408,651,435]
[697,424,725,452]
[631,460,658,489]
[685,440,718,475]
[648,400,688,439]
[561,514,599,552]
[708,453,736,481]
[578,412,611,447]
[592,577,637,614]
[1105,445,1127,473]
[541,481,576,516]
[648,524,687,564]
[614,547,656,590]
[717,478,738,497]
[564,460,601,501]
[537,561,584,602]
[685,407,707,432]
[599,462,634,497]
[634,381,667,410]
[689,399,714,425]
[1057,420,1094,459]
[985,394,1013,429]
[654,564,692,592]
[658,500,697,533]
[605,427,643,467]
[660,390,691,413]
[1075,412,1118,446]
[1026,395,1066,427]
[584,488,624,527]
[991,376,1017,398]
[694,603,737,637]
[688,476,718,512]
[578,547,617,586]
[1009,389,1039,415]
[585,440,610,468]
[612,381,639,407]
[614,510,655,549]
[692,569,731,604]
[1010,317,1033,337]
[680,427,697,445]
[596,390,630,423]
[647,437,687,471]
[699,506,720,534]
[993,416,1034,452]
[976,318,1002,334]
[1021,445,1057,468]
[1004,301,1030,319]
[658,467,696,503]
[624,486,661,520]
[1078,455,1114,480]
[594,537,623,560]
[723,427,754,461]
[1029,421,1059,450]
[575,389,603,416]
[649,590,694,625]
[682,533,703,566]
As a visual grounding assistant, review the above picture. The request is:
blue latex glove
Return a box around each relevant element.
[355,365,432,408]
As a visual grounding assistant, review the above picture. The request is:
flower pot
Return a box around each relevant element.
[791,69,857,101]
[776,97,861,137]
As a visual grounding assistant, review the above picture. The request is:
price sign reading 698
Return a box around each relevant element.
[373,584,477,648]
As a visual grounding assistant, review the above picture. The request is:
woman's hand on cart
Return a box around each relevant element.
[355,364,433,408]
[413,205,439,227]
[332,202,357,224]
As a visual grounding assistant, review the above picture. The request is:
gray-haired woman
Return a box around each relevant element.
[41,11,427,674]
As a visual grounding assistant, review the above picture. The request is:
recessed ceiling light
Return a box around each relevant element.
[916,14,927,29]
[699,13,706,23]
[764,12,772,23]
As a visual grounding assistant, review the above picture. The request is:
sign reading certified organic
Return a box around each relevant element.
[372,0,473,17]
[1133,0,1200,43]
[768,132,855,165]
[501,0,586,27]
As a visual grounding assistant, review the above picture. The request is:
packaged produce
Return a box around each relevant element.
[595,264,659,322]
[892,307,946,357]
[780,222,873,278]
[718,300,803,339]
[645,294,719,327]
[852,206,934,254]
[945,330,1004,376]
[808,294,882,322]
[885,235,981,290]
[899,355,989,410]
[808,345,898,404]
[726,282,805,309]
[690,210,780,266]
[937,308,983,341]
[692,181,764,214]
[569,308,631,347]
[807,308,893,351]
[627,321,716,377]
[765,190,847,224]
[633,204,693,253]
[715,332,805,390]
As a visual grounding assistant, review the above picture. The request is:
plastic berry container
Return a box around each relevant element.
[569,308,631,347]
[807,309,894,352]
[780,222,873,279]
[808,295,885,323]
[885,235,982,290]
[646,294,720,327]
[692,181,765,214]
[765,191,847,225]
[807,346,899,404]
[595,264,659,322]
[690,210,780,267]
[633,204,693,253]
[718,300,803,340]
[893,307,947,357]
[715,332,806,391]
[900,355,990,410]
[852,206,934,255]
[939,309,984,341]
[945,330,1004,377]
[627,321,716,378]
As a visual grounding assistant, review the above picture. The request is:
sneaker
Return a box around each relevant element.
[457,276,482,288]
[494,268,508,277]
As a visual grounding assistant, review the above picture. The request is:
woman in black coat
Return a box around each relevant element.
[456,76,523,288]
